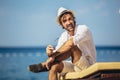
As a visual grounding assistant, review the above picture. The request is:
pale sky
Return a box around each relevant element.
[0,0,120,47]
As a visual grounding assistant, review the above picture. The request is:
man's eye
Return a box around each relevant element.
[69,18,73,21]
[63,20,66,23]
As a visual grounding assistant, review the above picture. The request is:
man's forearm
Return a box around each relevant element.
[50,37,74,58]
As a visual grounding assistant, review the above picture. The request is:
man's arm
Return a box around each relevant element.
[50,37,74,58]
[46,37,74,69]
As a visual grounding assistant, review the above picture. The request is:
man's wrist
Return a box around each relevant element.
[49,51,59,57]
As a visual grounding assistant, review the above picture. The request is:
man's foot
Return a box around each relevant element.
[28,63,48,73]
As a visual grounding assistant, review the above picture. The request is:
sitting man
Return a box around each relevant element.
[28,7,96,80]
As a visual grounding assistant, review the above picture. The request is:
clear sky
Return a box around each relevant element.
[0,0,120,47]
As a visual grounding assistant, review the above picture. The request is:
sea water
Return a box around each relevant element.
[0,46,120,80]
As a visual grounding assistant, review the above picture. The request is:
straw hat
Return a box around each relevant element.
[57,7,74,25]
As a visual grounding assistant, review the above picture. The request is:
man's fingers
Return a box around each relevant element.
[46,64,48,69]
[48,45,52,48]
[46,63,50,70]
[48,45,54,49]
[49,47,54,50]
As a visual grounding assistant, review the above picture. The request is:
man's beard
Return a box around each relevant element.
[65,23,75,32]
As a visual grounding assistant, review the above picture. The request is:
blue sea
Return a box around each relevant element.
[0,46,120,80]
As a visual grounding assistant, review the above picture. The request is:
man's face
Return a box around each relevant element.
[60,13,75,32]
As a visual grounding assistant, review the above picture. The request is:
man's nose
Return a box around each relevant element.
[66,21,71,25]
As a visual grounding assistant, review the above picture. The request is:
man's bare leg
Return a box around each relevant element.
[71,46,82,64]
[48,62,64,80]
[28,50,71,73]
[48,46,82,80]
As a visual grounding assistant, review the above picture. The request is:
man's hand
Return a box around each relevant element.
[46,57,55,70]
[46,45,55,57]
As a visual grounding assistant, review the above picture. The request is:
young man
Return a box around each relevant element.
[29,7,96,80]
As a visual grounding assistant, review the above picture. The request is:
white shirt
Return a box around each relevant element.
[55,25,96,65]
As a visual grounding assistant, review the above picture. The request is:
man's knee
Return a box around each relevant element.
[71,46,78,50]
[71,46,82,54]
[50,62,64,73]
